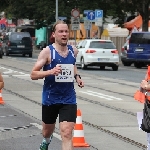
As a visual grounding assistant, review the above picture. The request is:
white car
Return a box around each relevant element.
[76,39,119,71]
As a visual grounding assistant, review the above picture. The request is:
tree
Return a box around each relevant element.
[109,0,150,31]
[0,0,149,31]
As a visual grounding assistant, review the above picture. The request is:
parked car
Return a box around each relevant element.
[76,40,84,49]
[2,32,33,57]
[76,39,119,71]
[0,39,3,59]
[121,40,133,66]
[127,32,150,68]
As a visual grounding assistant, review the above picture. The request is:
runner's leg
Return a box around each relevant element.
[60,121,75,150]
[59,104,77,150]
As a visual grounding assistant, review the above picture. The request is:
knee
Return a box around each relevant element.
[61,127,73,140]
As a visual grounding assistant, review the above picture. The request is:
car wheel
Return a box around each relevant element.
[29,53,32,58]
[81,57,87,70]
[112,65,118,71]
[100,66,105,70]
[134,62,142,68]
[122,61,132,66]
[0,53,2,59]
[22,54,25,57]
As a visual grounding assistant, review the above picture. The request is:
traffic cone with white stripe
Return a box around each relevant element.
[0,90,4,104]
[73,109,89,147]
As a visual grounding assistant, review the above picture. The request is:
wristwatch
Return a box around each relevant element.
[74,74,81,80]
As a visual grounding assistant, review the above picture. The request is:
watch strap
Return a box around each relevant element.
[74,74,81,79]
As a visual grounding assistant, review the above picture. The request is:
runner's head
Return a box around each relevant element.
[52,20,69,46]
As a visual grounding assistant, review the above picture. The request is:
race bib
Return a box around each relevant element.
[55,64,74,82]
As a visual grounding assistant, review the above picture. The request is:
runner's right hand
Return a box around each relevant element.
[51,65,62,75]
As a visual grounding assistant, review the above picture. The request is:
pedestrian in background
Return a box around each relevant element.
[0,73,4,90]
[30,20,84,150]
[140,66,150,150]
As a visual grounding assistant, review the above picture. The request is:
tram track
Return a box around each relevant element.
[2,74,147,149]
[0,62,148,149]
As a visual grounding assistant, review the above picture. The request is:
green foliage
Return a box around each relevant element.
[0,0,149,30]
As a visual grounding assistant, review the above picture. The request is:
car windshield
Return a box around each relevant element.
[130,33,150,44]
[89,41,116,49]
[10,33,30,41]
[77,41,83,48]
[124,40,129,46]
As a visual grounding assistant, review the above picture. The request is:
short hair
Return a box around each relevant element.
[52,20,68,32]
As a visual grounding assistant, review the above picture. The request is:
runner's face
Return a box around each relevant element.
[54,24,69,46]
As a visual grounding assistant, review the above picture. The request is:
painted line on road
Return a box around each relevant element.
[0,67,7,69]
[30,123,62,140]
[79,90,122,101]
[3,69,14,74]
[1,75,9,77]
[27,58,37,61]
[0,65,30,76]
[13,74,30,77]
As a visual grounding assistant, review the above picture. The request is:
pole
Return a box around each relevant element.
[56,0,58,22]
[74,30,76,46]
[86,30,88,39]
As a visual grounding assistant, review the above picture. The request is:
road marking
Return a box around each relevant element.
[3,69,15,74]
[79,90,122,101]
[30,123,62,140]
[1,75,9,77]
[0,67,7,69]
[13,74,30,77]
[0,65,29,76]
[27,58,37,61]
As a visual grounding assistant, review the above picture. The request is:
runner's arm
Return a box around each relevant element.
[73,46,79,75]
[30,47,52,80]
[73,46,84,87]
[0,73,4,90]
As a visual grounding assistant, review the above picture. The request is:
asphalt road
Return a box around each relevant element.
[0,51,148,150]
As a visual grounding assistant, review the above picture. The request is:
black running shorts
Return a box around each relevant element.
[42,104,77,124]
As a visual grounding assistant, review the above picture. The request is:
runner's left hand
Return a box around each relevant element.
[76,78,84,88]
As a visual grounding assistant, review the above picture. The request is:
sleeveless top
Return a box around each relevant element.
[42,45,76,105]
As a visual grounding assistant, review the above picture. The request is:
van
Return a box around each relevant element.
[3,32,33,57]
[127,32,150,68]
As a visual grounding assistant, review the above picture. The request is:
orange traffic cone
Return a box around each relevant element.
[73,109,89,147]
[0,90,4,104]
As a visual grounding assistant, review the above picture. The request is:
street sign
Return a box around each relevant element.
[0,24,6,30]
[84,20,91,30]
[83,10,93,16]
[71,9,80,18]
[58,16,67,21]
[95,10,103,18]
[95,18,102,26]
[71,17,80,30]
[95,10,103,26]
[87,11,95,20]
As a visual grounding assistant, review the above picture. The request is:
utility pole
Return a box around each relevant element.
[56,0,58,22]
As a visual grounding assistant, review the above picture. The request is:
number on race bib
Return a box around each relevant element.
[55,64,74,82]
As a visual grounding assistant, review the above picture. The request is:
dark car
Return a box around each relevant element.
[121,40,133,66]
[0,39,3,59]
[2,32,33,57]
